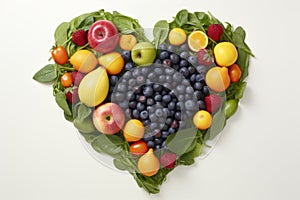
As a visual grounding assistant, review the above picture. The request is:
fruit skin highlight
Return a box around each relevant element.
[138,148,160,177]
[214,42,238,67]
[93,103,125,135]
[205,66,230,92]
[78,67,109,107]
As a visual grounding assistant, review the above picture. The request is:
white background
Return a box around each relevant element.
[1,0,300,199]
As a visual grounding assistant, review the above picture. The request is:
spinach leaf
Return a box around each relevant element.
[74,117,96,134]
[54,22,70,46]
[55,91,72,116]
[194,12,210,25]
[33,64,57,83]
[153,20,169,48]
[80,131,101,144]
[175,9,188,27]
[166,127,198,155]
[91,134,125,157]
[205,109,226,141]
[112,15,137,34]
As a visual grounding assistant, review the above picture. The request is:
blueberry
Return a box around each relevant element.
[129,93,135,101]
[153,129,162,138]
[158,75,166,82]
[154,138,162,145]
[176,102,183,110]
[128,78,136,87]
[185,100,198,111]
[188,55,198,66]
[155,108,164,117]
[138,95,147,103]
[194,81,203,90]
[179,67,189,78]
[162,124,169,131]
[178,94,185,101]
[149,122,158,130]
[170,53,180,64]
[179,59,189,68]
[109,75,119,86]
[180,51,189,59]
[172,64,180,71]
[146,98,155,106]
[143,120,151,126]
[165,68,174,75]
[196,65,208,75]
[163,83,171,89]
[154,58,162,64]
[198,100,206,110]
[168,101,176,110]
[122,71,132,80]
[153,84,163,92]
[188,66,196,74]
[161,90,168,96]
[129,101,137,109]
[173,73,183,82]
[134,86,142,94]
[124,62,134,71]
[162,95,172,103]
[154,67,164,75]
[136,102,145,111]
[163,59,172,67]
[195,90,204,100]
[114,92,125,102]
[149,113,158,122]
[168,128,176,134]
[165,75,172,83]
[171,120,179,129]
[203,86,210,96]
[165,117,173,126]
[179,43,189,51]
[189,74,196,82]
[132,109,140,119]
[116,83,127,92]
[121,50,131,61]
[154,94,162,102]
[155,145,161,150]
[136,76,145,85]
[132,68,141,78]
[167,45,176,53]
[162,131,169,139]
[147,141,155,148]
[186,86,194,94]
[143,86,154,97]
[147,106,155,113]
[185,93,193,101]
[159,43,168,51]
[159,51,169,60]
[147,72,156,81]
[196,74,205,82]
[163,108,172,117]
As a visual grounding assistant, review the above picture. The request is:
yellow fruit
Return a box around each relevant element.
[214,42,238,67]
[119,34,137,51]
[78,67,109,107]
[123,119,144,142]
[188,30,208,52]
[70,50,98,73]
[98,52,124,75]
[138,148,160,177]
[193,110,212,130]
[205,66,230,92]
[168,28,187,46]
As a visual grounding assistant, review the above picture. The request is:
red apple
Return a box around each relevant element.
[88,20,119,53]
[93,102,125,134]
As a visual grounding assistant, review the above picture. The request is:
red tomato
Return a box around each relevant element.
[52,46,68,65]
[228,64,242,83]
[130,141,148,156]
[61,72,73,87]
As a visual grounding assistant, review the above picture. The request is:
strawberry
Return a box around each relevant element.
[66,87,79,104]
[160,153,177,169]
[197,49,214,66]
[71,71,85,86]
[204,94,222,113]
[207,24,224,42]
[72,30,88,46]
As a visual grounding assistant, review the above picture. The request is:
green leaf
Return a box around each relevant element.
[237,48,250,81]
[175,9,189,27]
[33,64,57,83]
[74,117,96,134]
[205,109,226,140]
[166,127,198,155]
[235,82,247,99]
[76,103,92,120]
[112,16,136,33]
[91,134,125,157]
[55,91,72,116]
[80,131,101,144]
[194,12,211,25]
[113,158,129,171]
[54,22,70,46]
[153,20,169,48]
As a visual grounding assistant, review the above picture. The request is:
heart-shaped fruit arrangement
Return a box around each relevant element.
[33,9,253,194]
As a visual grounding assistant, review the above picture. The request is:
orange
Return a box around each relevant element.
[138,148,160,177]
[193,110,212,130]
[188,30,208,52]
[214,42,238,67]
[123,119,144,142]
[70,50,98,73]
[168,28,187,46]
[98,52,124,75]
[205,66,230,92]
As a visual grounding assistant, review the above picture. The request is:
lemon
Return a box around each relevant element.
[188,31,208,52]
[214,42,238,67]
[168,28,187,46]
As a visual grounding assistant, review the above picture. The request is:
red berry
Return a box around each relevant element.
[72,30,88,46]
[197,49,214,66]
[71,71,85,86]
[160,153,177,169]
[204,94,222,113]
[66,88,79,104]
[207,24,224,42]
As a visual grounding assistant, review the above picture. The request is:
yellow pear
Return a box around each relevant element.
[78,67,109,107]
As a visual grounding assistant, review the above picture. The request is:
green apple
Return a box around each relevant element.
[131,42,156,66]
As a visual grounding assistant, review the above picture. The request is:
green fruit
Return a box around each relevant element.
[78,67,109,107]
[225,99,238,119]
[131,42,156,66]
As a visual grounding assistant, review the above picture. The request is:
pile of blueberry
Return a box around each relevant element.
[108,43,213,150]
